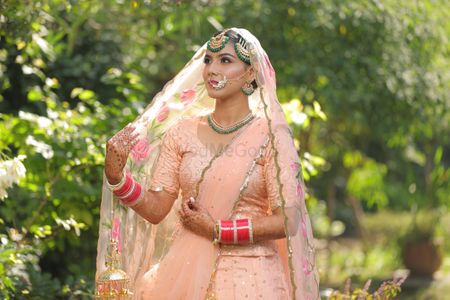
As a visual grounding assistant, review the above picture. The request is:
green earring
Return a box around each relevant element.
[241,82,255,96]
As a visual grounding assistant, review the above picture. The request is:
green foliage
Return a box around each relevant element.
[327,277,406,300]
[398,208,444,247]
[344,151,388,209]
[0,96,121,296]
[362,210,414,246]
[310,201,345,239]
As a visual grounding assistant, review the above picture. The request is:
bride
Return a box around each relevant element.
[97,28,319,300]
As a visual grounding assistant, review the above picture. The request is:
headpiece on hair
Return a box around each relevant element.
[207,30,252,64]
[234,35,251,64]
[207,31,229,53]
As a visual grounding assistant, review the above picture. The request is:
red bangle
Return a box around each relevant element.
[236,219,250,244]
[219,219,253,245]
[121,181,142,204]
[113,172,133,197]
[220,220,234,244]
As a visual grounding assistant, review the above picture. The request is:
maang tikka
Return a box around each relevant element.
[207,31,229,53]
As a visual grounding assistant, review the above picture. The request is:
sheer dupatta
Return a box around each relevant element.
[95,27,320,300]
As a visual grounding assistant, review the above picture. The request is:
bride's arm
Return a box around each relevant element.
[179,197,301,243]
[105,121,182,225]
[127,190,178,224]
[251,207,300,242]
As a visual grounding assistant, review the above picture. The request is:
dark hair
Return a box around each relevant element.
[212,29,258,89]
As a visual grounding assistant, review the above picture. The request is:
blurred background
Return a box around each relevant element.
[0,0,448,299]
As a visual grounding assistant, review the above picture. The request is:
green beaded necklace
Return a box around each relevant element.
[207,112,255,135]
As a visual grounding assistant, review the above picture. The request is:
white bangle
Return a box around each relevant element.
[233,220,237,244]
[105,169,126,191]
[249,218,254,244]
[119,177,136,199]
[123,186,145,207]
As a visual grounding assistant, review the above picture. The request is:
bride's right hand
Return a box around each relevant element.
[105,124,140,184]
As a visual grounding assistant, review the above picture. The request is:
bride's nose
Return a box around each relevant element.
[207,60,221,76]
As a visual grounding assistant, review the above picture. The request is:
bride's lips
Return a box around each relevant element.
[208,79,218,87]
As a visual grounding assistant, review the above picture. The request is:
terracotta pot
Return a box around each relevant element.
[402,240,442,277]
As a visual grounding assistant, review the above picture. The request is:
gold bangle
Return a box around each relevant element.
[249,218,254,244]
[212,221,220,245]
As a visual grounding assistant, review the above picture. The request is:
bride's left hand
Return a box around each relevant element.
[179,197,215,240]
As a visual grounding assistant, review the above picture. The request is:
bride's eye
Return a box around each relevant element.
[221,57,231,63]
[203,57,211,64]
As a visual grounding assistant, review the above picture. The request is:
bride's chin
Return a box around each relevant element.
[206,89,223,99]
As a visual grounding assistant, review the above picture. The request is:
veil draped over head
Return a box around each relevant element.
[96,28,319,299]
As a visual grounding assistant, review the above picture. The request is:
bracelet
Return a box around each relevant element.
[121,180,141,203]
[249,218,254,244]
[121,182,144,207]
[105,169,126,190]
[212,221,218,245]
[118,176,136,199]
[215,218,253,245]
[113,172,133,197]
[220,220,234,244]
[110,172,145,207]
[236,218,251,244]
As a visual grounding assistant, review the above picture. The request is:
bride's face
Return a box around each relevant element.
[202,42,252,100]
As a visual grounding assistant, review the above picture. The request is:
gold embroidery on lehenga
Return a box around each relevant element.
[205,135,270,300]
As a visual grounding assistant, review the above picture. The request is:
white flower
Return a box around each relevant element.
[25,135,54,159]
[291,111,308,125]
[0,188,7,200]
[19,110,52,129]
[0,155,27,200]
[37,116,52,128]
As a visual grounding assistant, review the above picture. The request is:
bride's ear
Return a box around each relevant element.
[246,66,256,82]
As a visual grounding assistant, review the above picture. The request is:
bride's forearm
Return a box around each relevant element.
[129,190,176,224]
[252,214,286,242]
[251,208,300,243]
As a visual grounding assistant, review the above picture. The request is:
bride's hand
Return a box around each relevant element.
[179,197,215,240]
[105,124,140,184]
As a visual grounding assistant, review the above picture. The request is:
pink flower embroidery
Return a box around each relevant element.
[290,162,299,172]
[296,181,304,198]
[302,257,312,276]
[131,137,152,163]
[156,103,170,123]
[112,217,121,252]
[180,89,196,106]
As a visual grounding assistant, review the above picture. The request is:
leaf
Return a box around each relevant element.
[27,88,43,102]
[78,90,95,101]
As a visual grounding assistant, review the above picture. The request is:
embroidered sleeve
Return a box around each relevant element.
[263,126,304,211]
[148,124,182,198]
